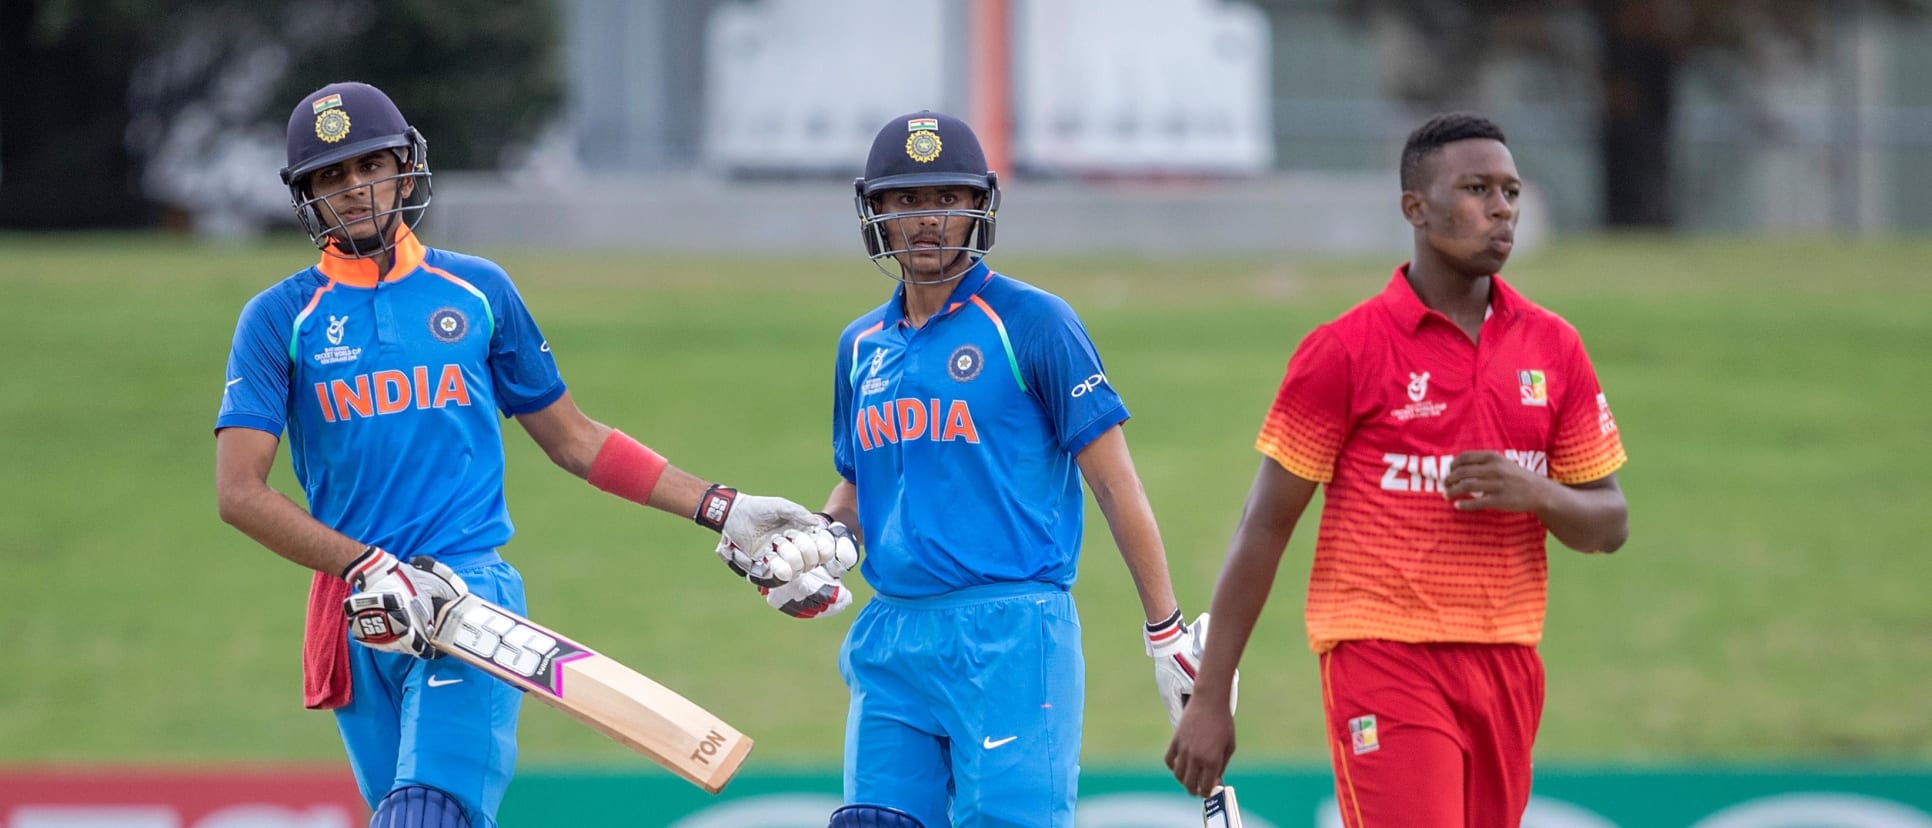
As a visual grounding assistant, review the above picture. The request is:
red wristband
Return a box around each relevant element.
[587,429,668,507]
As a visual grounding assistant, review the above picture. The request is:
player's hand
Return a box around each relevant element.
[1441,450,1551,513]
[812,512,861,578]
[341,548,468,658]
[715,535,852,618]
[713,527,834,585]
[762,565,853,619]
[1145,610,1240,729]
[697,486,826,583]
[1167,692,1238,798]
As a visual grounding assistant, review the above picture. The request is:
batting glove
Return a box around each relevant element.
[763,565,853,619]
[341,548,468,658]
[1146,609,1239,729]
[714,534,853,619]
[812,512,862,578]
[694,484,828,583]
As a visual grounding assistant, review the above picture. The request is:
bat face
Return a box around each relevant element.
[1203,785,1244,828]
[430,594,754,793]
[434,593,592,696]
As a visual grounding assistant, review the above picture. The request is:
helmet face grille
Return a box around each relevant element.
[289,133,433,259]
[855,188,1000,286]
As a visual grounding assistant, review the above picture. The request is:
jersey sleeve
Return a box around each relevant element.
[1547,332,1626,484]
[1020,296,1128,455]
[214,287,297,436]
[831,328,859,482]
[486,275,566,416]
[1255,324,1351,483]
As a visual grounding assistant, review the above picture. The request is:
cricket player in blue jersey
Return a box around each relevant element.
[213,81,840,828]
[795,111,1230,828]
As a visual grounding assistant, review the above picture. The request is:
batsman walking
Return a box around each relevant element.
[214,81,834,827]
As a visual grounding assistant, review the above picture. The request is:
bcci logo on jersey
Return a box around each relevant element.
[948,344,983,382]
[429,308,468,343]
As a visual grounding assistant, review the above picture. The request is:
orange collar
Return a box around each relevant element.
[316,227,426,287]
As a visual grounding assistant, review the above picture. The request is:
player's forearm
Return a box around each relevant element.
[1083,467,1178,621]
[218,481,365,576]
[1077,428,1179,622]
[1195,459,1319,700]
[1535,479,1628,554]
[1094,490,1180,623]
[1193,527,1288,702]
[642,466,711,519]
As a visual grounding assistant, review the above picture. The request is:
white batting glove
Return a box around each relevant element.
[811,512,862,578]
[693,484,822,584]
[762,565,853,619]
[341,548,468,658]
[1146,609,1239,729]
[714,535,853,619]
[713,530,826,589]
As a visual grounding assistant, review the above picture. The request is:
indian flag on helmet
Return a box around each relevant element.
[312,93,343,114]
[907,118,939,132]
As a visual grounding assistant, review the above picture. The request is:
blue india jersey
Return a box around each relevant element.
[215,234,564,559]
[832,260,1128,598]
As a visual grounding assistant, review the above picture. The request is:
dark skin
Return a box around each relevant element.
[1164,137,1630,798]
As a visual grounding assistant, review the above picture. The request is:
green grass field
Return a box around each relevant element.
[2,233,1927,768]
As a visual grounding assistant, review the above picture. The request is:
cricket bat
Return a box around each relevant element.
[428,592,754,793]
[1203,785,1244,828]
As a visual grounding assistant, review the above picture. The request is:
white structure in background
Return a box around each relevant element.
[701,0,1272,177]
[1014,0,1272,175]
[702,0,950,175]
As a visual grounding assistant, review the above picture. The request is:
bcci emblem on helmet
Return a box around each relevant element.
[905,117,943,163]
[313,92,352,144]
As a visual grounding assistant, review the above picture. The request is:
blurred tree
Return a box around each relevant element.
[0,0,562,230]
[0,0,150,227]
[1289,0,1928,227]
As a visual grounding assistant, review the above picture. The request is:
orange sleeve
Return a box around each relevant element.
[1547,334,1626,484]
[1255,325,1351,483]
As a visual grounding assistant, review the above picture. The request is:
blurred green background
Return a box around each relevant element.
[2,233,1927,768]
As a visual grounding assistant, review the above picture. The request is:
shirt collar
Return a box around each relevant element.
[1380,263,1518,333]
[884,258,995,328]
[315,226,426,287]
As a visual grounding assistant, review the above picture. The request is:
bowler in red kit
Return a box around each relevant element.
[1167,113,1630,827]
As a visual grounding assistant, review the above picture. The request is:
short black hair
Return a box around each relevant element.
[1400,113,1507,191]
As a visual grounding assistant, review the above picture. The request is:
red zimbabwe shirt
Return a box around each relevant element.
[1257,267,1626,653]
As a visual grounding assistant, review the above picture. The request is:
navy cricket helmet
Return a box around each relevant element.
[854,111,1000,284]
[280,82,431,259]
